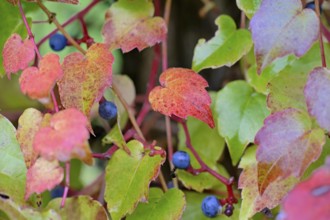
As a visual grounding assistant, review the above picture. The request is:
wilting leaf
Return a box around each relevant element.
[250,0,319,73]
[192,15,252,72]
[58,43,113,121]
[25,158,64,200]
[105,140,165,220]
[33,108,92,164]
[16,108,43,168]
[304,67,330,132]
[2,34,35,79]
[102,0,166,52]
[255,108,325,194]
[20,53,63,99]
[46,196,108,220]
[149,68,214,128]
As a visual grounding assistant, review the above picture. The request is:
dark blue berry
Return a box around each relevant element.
[49,33,67,51]
[167,181,174,189]
[99,100,117,120]
[50,186,64,198]
[305,2,322,12]
[201,195,222,218]
[172,151,190,169]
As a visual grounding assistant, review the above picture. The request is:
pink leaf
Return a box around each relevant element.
[102,0,167,52]
[149,68,214,128]
[33,108,92,164]
[2,34,35,79]
[19,53,63,99]
[281,159,330,220]
[25,157,64,200]
[250,0,319,73]
[304,67,330,132]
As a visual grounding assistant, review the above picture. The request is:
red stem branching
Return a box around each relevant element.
[315,0,327,67]
[180,120,237,204]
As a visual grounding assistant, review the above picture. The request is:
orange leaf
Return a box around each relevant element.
[25,157,64,200]
[19,53,63,99]
[16,108,43,169]
[58,43,113,121]
[149,68,214,128]
[33,108,92,164]
[2,34,35,79]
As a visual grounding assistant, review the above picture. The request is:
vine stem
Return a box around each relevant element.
[37,0,100,48]
[161,0,178,188]
[315,0,327,67]
[37,0,146,142]
[61,162,71,208]
[180,121,237,202]
[36,0,86,54]
[18,0,59,111]
[17,0,41,60]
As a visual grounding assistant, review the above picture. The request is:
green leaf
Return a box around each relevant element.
[46,196,108,220]
[127,188,185,220]
[102,122,126,149]
[0,198,60,220]
[0,114,27,204]
[182,191,240,220]
[236,0,262,19]
[0,1,31,77]
[104,140,165,220]
[246,55,295,94]
[215,81,270,165]
[192,15,252,72]
[267,67,308,113]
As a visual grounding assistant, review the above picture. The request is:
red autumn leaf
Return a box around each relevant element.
[281,159,330,220]
[102,0,167,52]
[304,67,330,132]
[149,68,214,128]
[16,108,43,169]
[33,108,92,164]
[255,108,325,194]
[250,0,319,73]
[58,43,113,122]
[25,157,64,200]
[2,34,35,79]
[19,53,63,99]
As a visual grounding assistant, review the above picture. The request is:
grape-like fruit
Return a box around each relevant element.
[201,195,222,218]
[49,33,67,51]
[172,151,190,169]
[98,100,117,120]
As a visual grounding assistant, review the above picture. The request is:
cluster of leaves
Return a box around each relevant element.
[1,0,330,219]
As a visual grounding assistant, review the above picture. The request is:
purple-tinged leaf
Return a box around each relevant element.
[304,67,330,132]
[255,108,325,194]
[250,0,319,73]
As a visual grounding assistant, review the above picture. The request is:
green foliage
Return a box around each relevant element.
[127,188,186,220]
[104,140,165,220]
[192,15,252,72]
[215,81,269,165]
